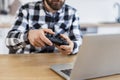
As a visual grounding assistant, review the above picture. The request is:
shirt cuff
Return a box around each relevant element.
[23,31,30,44]
[70,42,79,55]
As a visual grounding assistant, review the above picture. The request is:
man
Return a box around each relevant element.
[6,0,82,55]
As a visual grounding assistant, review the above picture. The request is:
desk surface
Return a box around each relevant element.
[0,53,120,80]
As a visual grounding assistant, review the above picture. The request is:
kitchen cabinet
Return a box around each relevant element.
[0,28,10,54]
[81,23,120,35]
[80,27,97,34]
[97,27,120,34]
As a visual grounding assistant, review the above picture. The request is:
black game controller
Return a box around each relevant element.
[46,34,69,46]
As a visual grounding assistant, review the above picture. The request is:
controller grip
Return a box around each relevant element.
[46,34,69,46]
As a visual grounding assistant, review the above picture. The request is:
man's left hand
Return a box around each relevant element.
[56,34,74,55]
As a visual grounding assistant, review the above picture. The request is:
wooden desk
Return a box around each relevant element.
[0,53,120,80]
[0,53,75,80]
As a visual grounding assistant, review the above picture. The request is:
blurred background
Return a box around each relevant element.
[0,0,120,54]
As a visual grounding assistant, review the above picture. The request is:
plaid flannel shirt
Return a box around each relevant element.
[6,1,82,54]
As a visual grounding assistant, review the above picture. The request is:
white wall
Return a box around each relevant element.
[20,0,120,23]
[19,0,39,4]
[66,0,120,23]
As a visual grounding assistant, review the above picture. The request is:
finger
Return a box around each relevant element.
[29,37,38,47]
[32,41,42,47]
[55,45,65,52]
[43,29,55,34]
[40,34,53,46]
[60,45,71,50]
[56,45,61,51]
[39,30,53,46]
[58,46,70,52]
[35,39,45,47]
[34,42,42,47]
[55,44,60,48]
[60,34,71,44]
[56,45,71,55]
[30,36,44,47]
[61,50,71,55]
[60,45,73,54]
[31,34,45,47]
[60,34,69,41]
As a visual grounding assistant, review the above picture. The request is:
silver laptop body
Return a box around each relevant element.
[50,34,120,80]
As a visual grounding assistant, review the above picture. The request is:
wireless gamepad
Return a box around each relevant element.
[46,34,69,46]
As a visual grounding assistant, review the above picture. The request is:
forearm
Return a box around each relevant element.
[6,29,29,50]
[6,4,30,51]
[69,23,83,54]
[69,11,83,54]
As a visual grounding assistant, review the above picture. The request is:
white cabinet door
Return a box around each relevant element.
[0,28,10,54]
[81,27,98,34]
[97,27,120,34]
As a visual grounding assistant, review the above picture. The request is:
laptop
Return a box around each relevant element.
[50,34,120,80]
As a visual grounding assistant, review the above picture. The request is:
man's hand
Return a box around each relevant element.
[28,28,55,48]
[56,34,74,55]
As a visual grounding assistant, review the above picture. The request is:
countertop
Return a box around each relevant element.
[0,15,120,29]
[80,23,120,28]
[1,23,120,28]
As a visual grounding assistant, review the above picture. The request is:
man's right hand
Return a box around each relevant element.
[28,28,55,48]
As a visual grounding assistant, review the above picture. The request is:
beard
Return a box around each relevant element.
[45,0,65,10]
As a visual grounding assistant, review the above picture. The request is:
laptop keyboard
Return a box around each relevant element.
[61,69,72,76]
